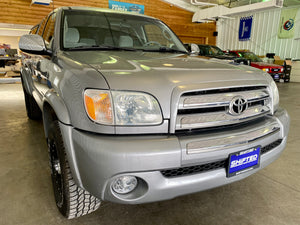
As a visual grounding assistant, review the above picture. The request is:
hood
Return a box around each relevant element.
[65,50,264,85]
[64,50,270,118]
[251,62,283,68]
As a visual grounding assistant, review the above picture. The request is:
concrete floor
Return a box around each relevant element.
[0,82,299,225]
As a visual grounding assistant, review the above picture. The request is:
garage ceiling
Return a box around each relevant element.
[163,0,299,22]
[186,0,300,8]
[163,0,300,12]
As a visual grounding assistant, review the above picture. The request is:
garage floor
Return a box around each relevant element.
[0,82,299,225]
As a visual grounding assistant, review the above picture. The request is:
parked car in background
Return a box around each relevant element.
[184,44,248,65]
[19,6,289,219]
[228,50,285,82]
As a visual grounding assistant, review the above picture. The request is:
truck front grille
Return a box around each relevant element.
[161,139,282,178]
[175,86,270,131]
[271,68,280,73]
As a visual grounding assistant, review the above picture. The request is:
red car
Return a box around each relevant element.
[228,50,284,81]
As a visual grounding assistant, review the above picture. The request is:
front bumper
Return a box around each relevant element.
[59,108,289,204]
[269,72,284,81]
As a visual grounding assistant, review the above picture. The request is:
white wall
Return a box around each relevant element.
[217,6,300,60]
[0,23,31,37]
[0,36,20,49]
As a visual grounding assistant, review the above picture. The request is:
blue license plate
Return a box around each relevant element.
[274,74,280,79]
[227,146,261,177]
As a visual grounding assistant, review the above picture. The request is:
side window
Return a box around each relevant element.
[37,18,47,36]
[30,25,39,34]
[42,13,56,48]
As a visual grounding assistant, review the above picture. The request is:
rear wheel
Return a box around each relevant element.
[47,121,100,219]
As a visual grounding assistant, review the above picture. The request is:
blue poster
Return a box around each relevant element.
[239,16,253,41]
[109,1,144,14]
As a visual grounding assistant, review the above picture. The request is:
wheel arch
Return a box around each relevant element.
[43,91,71,138]
[43,97,83,188]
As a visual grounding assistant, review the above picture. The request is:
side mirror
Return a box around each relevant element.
[19,34,51,55]
[190,43,200,55]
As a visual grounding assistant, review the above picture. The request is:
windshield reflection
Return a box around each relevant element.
[62,10,187,53]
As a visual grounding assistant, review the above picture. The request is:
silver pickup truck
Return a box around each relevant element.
[19,7,290,219]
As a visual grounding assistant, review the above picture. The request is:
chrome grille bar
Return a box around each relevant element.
[179,90,269,109]
[176,106,270,130]
[175,86,271,131]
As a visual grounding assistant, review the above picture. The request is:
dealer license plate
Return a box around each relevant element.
[227,146,261,177]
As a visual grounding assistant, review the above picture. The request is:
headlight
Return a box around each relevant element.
[280,68,284,72]
[84,89,114,125]
[84,89,163,126]
[270,80,279,113]
[112,91,162,125]
[262,68,269,72]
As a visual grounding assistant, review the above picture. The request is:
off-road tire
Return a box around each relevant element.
[47,121,101,219]
[22,85,42,120]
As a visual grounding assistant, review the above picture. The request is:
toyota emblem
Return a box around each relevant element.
[229,96,248,115]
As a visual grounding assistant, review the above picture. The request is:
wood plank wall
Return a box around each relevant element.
[0,0,216,45]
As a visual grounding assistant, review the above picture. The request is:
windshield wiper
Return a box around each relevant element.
[141,46,187,54]
[68,45,137,51]
[67,45,116,51]
[67,45,137,51]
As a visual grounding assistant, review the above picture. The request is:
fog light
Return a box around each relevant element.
[111,176,138,194]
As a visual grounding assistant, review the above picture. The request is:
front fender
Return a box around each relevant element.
[43,90,83,187]
[20,66,33,95]
[43,89,71,137]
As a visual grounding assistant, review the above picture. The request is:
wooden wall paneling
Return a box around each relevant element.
[0,0,216,45]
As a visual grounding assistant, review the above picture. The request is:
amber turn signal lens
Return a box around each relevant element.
[84,90,113,125]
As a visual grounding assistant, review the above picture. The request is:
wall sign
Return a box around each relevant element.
[109,1,144,14]
[31,0,51,5]
[278,8,299,39]
[239,16,253,41]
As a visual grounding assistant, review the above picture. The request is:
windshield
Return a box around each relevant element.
[238,52,262,62]
[62,10,187,53]
[198,45,224,56]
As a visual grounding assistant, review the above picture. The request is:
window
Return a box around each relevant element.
[61,10,187,53]
[37,18,47,36]
[42,13,56,48]
[144,24,169,46]
[30,25,39,34]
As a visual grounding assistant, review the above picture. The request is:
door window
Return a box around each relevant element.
[42,13,57,48]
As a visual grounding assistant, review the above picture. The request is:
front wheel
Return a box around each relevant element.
[47,121,100,219]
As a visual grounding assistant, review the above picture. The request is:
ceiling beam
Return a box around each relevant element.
[161,0,199,12]
[192,0,284,22]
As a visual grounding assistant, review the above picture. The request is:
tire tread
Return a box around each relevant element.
[50,121,100,219]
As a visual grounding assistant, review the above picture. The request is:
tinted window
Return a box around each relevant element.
[198,45,224,56]
[228,52,238,57]
[239,52,262,62]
